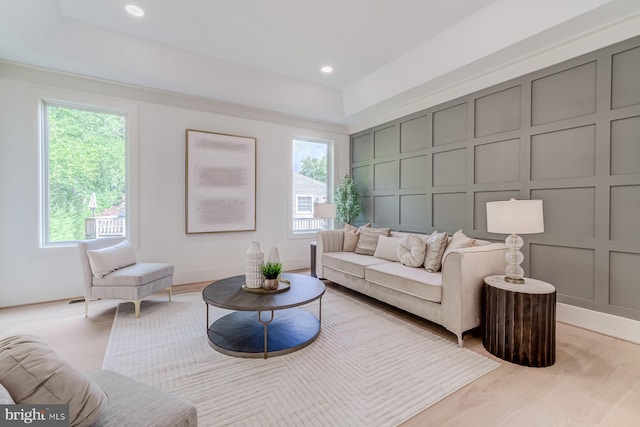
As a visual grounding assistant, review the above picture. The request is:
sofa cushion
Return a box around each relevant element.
[424,231,448,272]
[322,252,389,278]
[88,370,197,427]
[93,263,174,287]
[373,235,401,262]
[0,335,108,427]
[87,240,137,279]
[397,235,426,267]
[365,262,442,303]
[442,229,477,264]
[355,227,391,255]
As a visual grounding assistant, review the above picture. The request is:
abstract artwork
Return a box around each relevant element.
[186,129,256,233]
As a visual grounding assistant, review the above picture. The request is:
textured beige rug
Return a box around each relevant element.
[102,287,499,426]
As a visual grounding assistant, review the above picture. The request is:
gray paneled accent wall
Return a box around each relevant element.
[349,36,640,321]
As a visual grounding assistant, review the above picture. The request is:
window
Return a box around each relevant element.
[41,101,127,246]
[291,138,333,234]
[296,195,313,214]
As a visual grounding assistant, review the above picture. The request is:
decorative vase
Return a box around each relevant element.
[267,247,281,281]
[263,278,279,290]
[245,242,264,288]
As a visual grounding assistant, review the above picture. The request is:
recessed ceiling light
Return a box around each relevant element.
[125,4,145,17]
[321,66,334,74]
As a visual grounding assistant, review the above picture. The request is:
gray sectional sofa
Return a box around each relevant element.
[316,229,508,346]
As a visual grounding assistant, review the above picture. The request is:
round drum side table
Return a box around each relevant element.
[482,275,556,367]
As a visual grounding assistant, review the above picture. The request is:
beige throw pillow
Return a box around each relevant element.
[373,235,401,261]
[86,240,137,279]
[397,235,426,267]
[343,223,370,252]
[0,335,108,427]
[441,229,477,264]
[423,231,448,272]
[355,227,391,255]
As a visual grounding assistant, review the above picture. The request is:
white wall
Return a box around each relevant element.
[0,63,349,307]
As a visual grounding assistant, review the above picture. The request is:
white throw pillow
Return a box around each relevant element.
[397,235,426,267]
[373,235,401,261]
[87,240,137,279]
[441,229,477,264]
[0,382,15,404]
[423,231,448,272]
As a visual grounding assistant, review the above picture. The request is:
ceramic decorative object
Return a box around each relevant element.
[267,247,281,280]
[263,279,279,290]
[245,242,264,288]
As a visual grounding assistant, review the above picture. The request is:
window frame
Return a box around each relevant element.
[32,88,139,252]
[288,136,334,239]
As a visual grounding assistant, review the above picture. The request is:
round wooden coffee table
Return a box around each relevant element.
[202,273,325,359]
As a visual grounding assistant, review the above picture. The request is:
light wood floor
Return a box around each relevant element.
[1,275,639,427]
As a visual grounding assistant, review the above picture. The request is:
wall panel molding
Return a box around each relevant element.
[350,35,640,322]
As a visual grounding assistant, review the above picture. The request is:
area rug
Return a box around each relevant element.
[102,287,499,426]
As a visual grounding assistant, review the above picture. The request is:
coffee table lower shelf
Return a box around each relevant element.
[207,308,320,359]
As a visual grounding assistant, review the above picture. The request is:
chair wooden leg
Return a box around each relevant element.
[168,286,172,301]
[134,300,141,318]
[84,298,89,317]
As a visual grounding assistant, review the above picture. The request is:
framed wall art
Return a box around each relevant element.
[186,129,256,233]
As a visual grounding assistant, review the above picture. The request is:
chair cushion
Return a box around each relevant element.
[87,240,137,279]
[0,335,108,427]
[88,370,197,427]
[93,263,174,287]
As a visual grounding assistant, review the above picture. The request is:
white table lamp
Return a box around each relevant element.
[486,198,544,284]
[313,203,336,230]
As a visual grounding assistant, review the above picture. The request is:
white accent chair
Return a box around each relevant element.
[78,237,174,318]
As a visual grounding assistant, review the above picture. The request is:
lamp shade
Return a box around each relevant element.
[486,199,544,234]
[313,203,336,219]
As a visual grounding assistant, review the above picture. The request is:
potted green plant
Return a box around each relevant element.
[261,262,282,290]
[335,174,361,225]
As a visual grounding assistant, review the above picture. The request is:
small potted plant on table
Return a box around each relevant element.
[261,262,282,290]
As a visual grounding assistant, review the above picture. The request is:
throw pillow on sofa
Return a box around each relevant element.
[355,227,391,255]
[373,235,401,261]
[441,229,477,264]
[423,231,448,272]
[343,223,370,252]
[397,235,426,267]
[0,335,108,427]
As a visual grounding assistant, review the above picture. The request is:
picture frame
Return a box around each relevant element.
[186,129,256,233]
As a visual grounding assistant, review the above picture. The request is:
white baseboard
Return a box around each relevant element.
[557,303,640,344]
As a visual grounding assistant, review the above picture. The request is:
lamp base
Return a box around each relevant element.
[504,276,525,284]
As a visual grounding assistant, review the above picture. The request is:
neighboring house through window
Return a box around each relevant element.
[291,137,333,235]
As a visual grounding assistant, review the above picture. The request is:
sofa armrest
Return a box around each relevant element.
[316,230,345,279]
[440,243,508,341]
